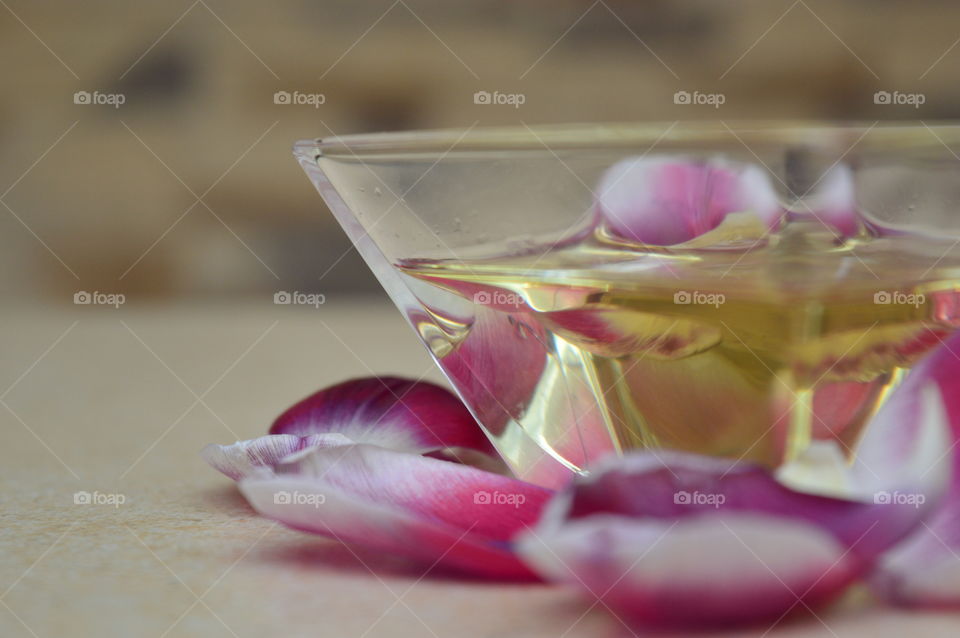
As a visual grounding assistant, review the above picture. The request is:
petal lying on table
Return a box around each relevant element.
[526,509,854,628]
[202,432,351,481]
[516,446,941,628]
[202,348,960,619]
[240,442,552,579]
[867,333,960,608]
[203,376,553,578]
[270,376,495,456]
[203,376,499,481]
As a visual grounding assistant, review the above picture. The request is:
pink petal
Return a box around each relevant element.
[441,304,618,478]
[790,165,861,238]
[240,442,553,579]
[521,512,856,628]
[866,333,960,606]
[871,503,960,608]
[421,302,579,487]
[434,307,547,439]
[596,156,782,246]
[518,450,937,627]
[270,376,494,456]
[849,375,952,502]
[576,452,932,559]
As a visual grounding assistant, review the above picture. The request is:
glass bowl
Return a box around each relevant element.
[296,122,960,489]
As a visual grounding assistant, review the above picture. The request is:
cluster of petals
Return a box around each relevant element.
[205,157,960,627]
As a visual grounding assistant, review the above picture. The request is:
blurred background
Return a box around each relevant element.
[1,0,957,300]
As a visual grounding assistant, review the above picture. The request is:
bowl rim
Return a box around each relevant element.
[296,121,960,159]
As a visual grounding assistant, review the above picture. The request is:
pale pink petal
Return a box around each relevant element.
[270,376,494,456]
[240,442,553,579]
[520,512,856,628]
[871,503,960,608]
[866,333,960,606]
[518,449,938,626]
[200,433,351,481]
[849,376,952,502]
[596,156,782,246]
[790,165,861,238]
[569,452,932,559]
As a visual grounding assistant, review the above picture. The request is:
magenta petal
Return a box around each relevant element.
[518,450,934,627]
[435,306,547,438]
[597,156,782,246]
[269,376,494,456]
[240,443,552,579]
[570,452,930,561]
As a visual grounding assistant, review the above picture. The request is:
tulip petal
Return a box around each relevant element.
[518,449,937,626]
[870,504,960,608]
[866,333,960,606]
[596,156,782,246]
[792,164,861,238]
[572,451,931,559]
[269,376,495,456]
[201,433,351,481]
[240,442,552,579]
[520,512,856,628]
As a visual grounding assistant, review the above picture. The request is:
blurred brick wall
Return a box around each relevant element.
[1,0,958,299]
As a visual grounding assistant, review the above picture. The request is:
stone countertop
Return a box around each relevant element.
[1,300,955,638]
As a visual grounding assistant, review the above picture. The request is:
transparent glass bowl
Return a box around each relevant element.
[296,122,960,488]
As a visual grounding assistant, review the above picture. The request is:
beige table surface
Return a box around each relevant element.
[2,300,957,638]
